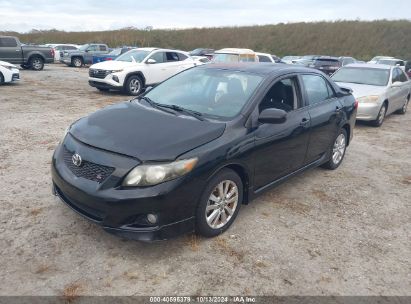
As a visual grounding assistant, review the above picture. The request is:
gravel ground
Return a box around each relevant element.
[0,64,410,297]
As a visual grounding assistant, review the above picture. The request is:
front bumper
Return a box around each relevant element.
[51,135,202,241]
[88,76,123,90]
[356,102,381,121]
[12,72,20,81]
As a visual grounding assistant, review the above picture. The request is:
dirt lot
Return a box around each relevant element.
[0,64,410,296]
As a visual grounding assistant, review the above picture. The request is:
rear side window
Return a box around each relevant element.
[65,46,77,50]
[177,52,188,61]
[0,37,18,47]
[99,45,107,51]
[301,74,333,105]
[166,52,180,62]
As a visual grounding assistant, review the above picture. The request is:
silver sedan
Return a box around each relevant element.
[332,63,410,126]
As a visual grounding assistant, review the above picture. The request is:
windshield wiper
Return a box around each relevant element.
[161,104,205,121]
[139,96,176,115]
[138,97,204,121]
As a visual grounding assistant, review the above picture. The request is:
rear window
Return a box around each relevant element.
[258,55,272,63]
[0,37,17,47]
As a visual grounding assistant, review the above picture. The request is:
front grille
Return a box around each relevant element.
[63,147,114,183]
[89,69,110,79]
[12,73,19,80]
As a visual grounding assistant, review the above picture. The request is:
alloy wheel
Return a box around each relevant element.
[205,180,239,229]
[32,59,42,70]
[129,79,141,94]
[332,133,346,165]
[377,105,386,124]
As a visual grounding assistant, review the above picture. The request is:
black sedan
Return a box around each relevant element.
[52,63,357,241]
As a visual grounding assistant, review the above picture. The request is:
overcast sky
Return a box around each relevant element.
[1,0,409,32]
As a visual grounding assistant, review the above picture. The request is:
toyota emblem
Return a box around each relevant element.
[72,153,82,167]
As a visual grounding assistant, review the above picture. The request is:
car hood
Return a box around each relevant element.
[334,82,386,98]
[90,60,140,70]
[69,101,226,161]
[0,60,17,68]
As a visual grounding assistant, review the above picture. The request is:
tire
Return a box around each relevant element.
[125,75,144,96]
[322,128,348,170]
[371,103,387,127]
[396,97,409,115]
[29,56,44,71]
[0,73,4,84]
[71,57,83,68]
[195,169,243,237]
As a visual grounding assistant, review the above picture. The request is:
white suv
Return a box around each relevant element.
[88,48,199,95]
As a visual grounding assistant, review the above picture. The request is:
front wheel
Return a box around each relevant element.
[29,56,44,71]
[372,104,386,127]
[322,129,347,170]
[195,169,243,237]
[124,75,144,96]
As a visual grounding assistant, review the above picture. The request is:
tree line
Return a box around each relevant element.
[1,20,410,60]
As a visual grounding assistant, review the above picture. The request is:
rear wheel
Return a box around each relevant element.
[71,57,83,68]
[195,169,243,237]
[397,96,409,114]
[372,103,386,127]
[322,128,347,170]
[125,75,143,96]
[29,56,44,71]
[0,73,4,84]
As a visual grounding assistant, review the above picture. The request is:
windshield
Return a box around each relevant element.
[189,49,202,56]
[116,50,150,62]
[144,68,264,119]
[109,49,122,56]
[332,67,390,86]
[377,59,403,66]
[78,44,89,51]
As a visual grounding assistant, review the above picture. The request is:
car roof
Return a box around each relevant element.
[197,62,318,76]
[215,48,256,54]
[344,63,392,69]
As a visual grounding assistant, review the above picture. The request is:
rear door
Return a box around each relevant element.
[0,37,21,63]
[388,68,406,113]
[300,74,343,164]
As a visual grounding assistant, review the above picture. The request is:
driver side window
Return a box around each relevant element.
[259,77,300,113]
[149,52,165,63]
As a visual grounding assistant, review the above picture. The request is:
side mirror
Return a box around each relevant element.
[392,81,402,87]
[258,108,287,124]
[146,58,156,64]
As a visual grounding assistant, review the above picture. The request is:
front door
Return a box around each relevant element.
[253,76,311,190]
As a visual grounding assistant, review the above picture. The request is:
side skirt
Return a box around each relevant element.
[250,154,327,200]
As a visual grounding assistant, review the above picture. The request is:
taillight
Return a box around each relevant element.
[51,49,55,57]
[354,100,358,109]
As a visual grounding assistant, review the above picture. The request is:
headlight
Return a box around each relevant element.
[0,65,14,70]
[109,69,123,74]
[357,95,380,103]
[123,158,198,187]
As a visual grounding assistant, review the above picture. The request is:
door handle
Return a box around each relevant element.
[300,118,310,126]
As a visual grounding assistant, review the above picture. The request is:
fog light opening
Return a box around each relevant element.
[147,214,158,224]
